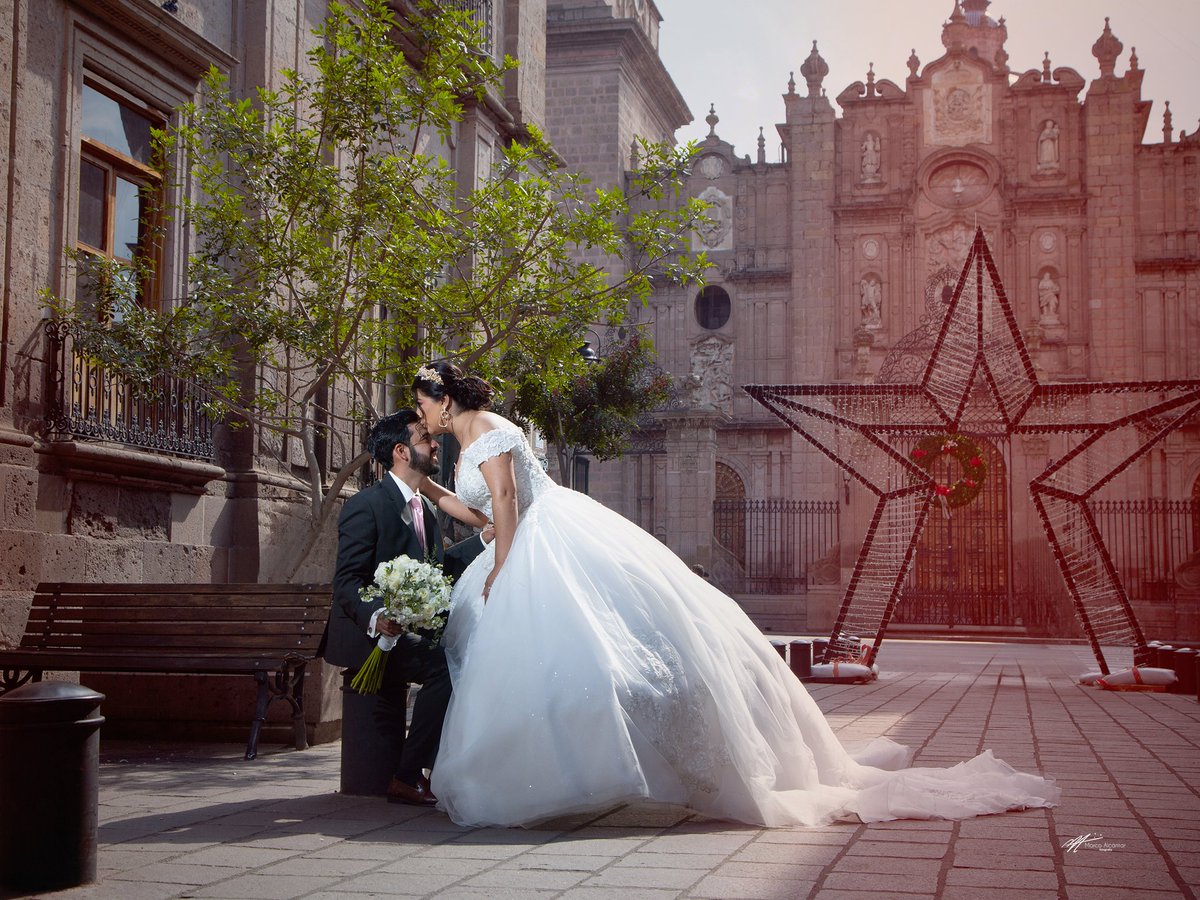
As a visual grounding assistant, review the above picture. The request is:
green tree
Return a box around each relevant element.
[508,330,673,488]
[45,0,707,576]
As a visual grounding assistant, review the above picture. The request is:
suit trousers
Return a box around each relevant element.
[373,631,452,782]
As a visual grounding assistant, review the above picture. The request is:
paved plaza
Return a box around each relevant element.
[11,640,1200,900]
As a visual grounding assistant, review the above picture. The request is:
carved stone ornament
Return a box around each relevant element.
[696,155,726,179]
[924,64,991,147]
[687,335,735,414]
[694,186,733,251]
[1038,230,1057,253]
[863,238,880,260]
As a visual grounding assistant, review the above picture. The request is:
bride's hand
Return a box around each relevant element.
[483,571,497,602]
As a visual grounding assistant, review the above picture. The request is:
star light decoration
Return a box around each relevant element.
[746,229,1200,674]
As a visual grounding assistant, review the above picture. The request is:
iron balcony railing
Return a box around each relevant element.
[443,0,494,53]
[44,320,216,460]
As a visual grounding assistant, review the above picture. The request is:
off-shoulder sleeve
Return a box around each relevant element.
[464,426,525,466]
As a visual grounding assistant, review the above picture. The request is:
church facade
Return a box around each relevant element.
[591,1,1200,640]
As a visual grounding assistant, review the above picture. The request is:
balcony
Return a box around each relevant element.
[44,320,216,461]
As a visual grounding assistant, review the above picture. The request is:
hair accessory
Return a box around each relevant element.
[416,365,443,386]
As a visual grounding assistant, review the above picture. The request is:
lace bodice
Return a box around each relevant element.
[455,423,553,519]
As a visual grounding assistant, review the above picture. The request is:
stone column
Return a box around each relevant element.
[658,410,728,569]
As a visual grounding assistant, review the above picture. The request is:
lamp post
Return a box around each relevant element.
[568,339,600,493]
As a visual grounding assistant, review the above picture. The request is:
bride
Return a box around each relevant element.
[411,361,1059,828]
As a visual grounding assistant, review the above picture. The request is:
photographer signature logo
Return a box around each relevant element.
[1062,833,1125,853]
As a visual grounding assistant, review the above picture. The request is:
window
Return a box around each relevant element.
[76,81,163,316]
[694,285,731,330]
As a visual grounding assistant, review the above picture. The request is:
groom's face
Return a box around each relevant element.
[402,425,440,477]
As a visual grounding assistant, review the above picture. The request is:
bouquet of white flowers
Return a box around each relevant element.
[349,555,454,694]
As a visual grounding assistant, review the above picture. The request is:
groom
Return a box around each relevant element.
[319,409,488,805]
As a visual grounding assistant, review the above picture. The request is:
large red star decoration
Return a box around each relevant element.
[746,229,1200,674]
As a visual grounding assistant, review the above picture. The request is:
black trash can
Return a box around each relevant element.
[788,640,813,680]
[339,673,406,796]
[0,682,104,892]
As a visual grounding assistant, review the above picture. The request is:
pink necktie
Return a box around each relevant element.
[409,494,427,552]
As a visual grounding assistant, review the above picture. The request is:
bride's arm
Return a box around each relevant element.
[420,477,489,529]
[479,452,518,601]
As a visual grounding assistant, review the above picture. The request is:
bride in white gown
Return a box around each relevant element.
[412,361,1059,828]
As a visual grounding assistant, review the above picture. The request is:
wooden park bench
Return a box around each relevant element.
[0,583,331,760]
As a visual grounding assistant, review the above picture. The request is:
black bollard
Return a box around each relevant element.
[770,640,788,661]
[339,673,406,796]
[0,682,104,892]
[788,640,813,680]
[812,638,829,665]
[1152,644,1176,674]
[1171,648,1197,696]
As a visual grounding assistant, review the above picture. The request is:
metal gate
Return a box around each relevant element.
[894,436,1015,626]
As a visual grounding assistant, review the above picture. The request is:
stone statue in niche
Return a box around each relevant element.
[1037,120,1060,171]
[1038,271,1061,324]
[688,336,734,413]
[859,276,882,329]
[860,134,881,181]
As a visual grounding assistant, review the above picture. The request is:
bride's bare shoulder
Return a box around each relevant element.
[468,411,517,438]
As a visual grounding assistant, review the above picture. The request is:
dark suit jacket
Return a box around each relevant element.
[319,474,481,669]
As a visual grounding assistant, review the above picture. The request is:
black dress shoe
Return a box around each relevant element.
[386,776,438,806]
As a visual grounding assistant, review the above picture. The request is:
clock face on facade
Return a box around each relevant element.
[926,160,991,208]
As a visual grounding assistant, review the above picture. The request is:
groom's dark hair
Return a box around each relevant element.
[367,409,420,470]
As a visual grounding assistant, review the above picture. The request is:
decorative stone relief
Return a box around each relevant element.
[924,64,991,147]
[694,186,733,251]
[862,238,880,260]
[860,133,881,182]
[926,223,974,273]
[1036,119,1060,171]
[687,335,735,413]
[1038,230,1057,253]
[859,276,882,329]
[696,154,725,179]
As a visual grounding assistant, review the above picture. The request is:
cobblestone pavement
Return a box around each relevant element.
[11,640,1200,900]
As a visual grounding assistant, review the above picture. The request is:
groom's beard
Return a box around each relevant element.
[408,446,440,477]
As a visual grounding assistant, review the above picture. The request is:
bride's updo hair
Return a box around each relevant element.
[412,360,495,411]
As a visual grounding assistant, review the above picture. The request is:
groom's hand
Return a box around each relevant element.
[481,524,496,544]
[377,617,403,637]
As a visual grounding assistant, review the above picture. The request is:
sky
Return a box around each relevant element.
[653,0,1200,155]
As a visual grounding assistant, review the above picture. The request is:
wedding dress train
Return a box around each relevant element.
[430,423,1059,827]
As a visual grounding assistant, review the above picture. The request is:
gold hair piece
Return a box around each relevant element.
[416,365,443,386]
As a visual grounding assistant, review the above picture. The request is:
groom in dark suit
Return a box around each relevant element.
[319,409,487,805]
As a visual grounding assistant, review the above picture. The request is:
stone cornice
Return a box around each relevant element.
[37,440,226,495]
[67,0,238,78]
[546,19,690,133]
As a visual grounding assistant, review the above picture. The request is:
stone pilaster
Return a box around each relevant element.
[658,409,727,569]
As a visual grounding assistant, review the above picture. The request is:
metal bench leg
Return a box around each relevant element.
[291,664,308,752]
[246,671,270,760]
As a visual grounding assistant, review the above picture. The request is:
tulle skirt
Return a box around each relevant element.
[431,485,1059,827]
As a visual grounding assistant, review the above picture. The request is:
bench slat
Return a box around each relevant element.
[30,594,325,610]
[0,650,307,674]
[26,607,328,624]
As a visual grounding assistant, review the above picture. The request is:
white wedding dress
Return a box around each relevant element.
[431,423,1059,827]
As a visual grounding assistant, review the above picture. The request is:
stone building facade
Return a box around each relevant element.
[0,0,688,739]
[592,1,1200,640]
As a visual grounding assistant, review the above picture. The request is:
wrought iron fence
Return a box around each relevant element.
[44,320,216,459]
[713,498,840,594]
[1090,498,1198,605]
